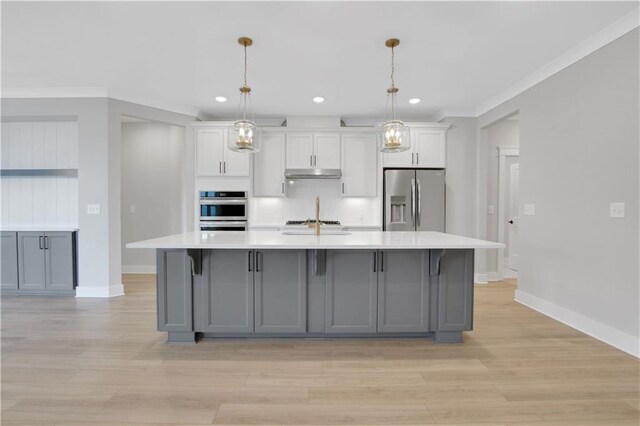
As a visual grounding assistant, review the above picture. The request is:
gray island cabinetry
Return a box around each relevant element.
[133,230,500,344]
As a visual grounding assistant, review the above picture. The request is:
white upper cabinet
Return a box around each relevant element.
[286,132,341,169]
[195,126,250,177]
[253,133,286,197]
[314,133,341,169]
[285,133,314,168]
[341,133,377,197]
[413,128,446,168]
[382,124,448,168]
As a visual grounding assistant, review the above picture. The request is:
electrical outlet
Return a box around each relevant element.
[129,205,136,214]
[524,204,535,216]
[488,205,495,215]
[87,204,101,215]
[610,202,625,219]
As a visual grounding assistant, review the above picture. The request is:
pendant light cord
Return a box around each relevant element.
[390,45,395,90]
[243,43,248,89]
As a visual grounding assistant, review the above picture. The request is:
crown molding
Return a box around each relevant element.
[1,87,199,118]
[430,108,477,122]
[475,7,640,117]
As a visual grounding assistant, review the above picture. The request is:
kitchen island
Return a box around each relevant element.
[127,231,503,343]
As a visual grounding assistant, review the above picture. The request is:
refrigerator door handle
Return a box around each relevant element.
[411,178,416,227]
[416,179,421,227]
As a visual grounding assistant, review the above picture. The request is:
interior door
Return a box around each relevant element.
[384,169,416,231]
[508,163,520,270]
[416,169,445,232]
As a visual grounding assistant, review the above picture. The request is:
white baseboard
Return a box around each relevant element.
[515,289,639,358]
[75,284,125,298]
[474,273,488,284]
[122,265,156,274]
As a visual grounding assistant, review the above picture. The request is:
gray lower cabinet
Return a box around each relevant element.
[378,250,430,332]
[200,250,254,333]
[16,231,75,293]
[325,250,377,333]
[254,250,307,333]
[157,249,193,332]
[436,249,474,331]
[1,232,19,290]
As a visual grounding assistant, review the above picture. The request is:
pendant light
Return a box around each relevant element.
[229,37,261,153]
[377,38,410,153]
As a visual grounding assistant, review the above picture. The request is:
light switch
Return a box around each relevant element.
[610,202,625,219]
[129,205,136,214]
[87,204,101,215]
[488,205,495,215]
[524,204,535,216]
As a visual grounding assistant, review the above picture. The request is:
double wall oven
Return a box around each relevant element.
[199,191,248,231]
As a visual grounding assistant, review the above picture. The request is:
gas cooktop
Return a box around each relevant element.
[285,219,341,226]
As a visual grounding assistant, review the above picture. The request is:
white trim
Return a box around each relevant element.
[75,284,125,298]
[431,108,477,122]
[476,8,640,116]
[474,273,488,284]
[497,147,520,281]
[515,289,639,358]
[122,265,156,274]
[1,87,199,118]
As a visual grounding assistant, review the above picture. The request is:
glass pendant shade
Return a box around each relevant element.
[378,38,410,153]
[378,119,410,153]
[228,36,260,153]
[230,119,261,152]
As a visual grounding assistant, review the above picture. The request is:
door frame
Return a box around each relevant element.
[497,147,519,280]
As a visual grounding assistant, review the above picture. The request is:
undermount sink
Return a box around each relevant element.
[281,229,352,236]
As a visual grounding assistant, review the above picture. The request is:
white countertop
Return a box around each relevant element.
[127,231,504,250]
[1,225,79,232]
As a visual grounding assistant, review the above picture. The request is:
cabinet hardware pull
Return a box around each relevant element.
[314,155,317,166]
[219,162,222,174]
[310,155,313,166]
[39,236,43,250]
[411,153,414,164]
[342,183,345,194]
[380,251,384,272]
[373,252,377,272]
[248,251,252,272]
[256,251,261,272]
[44,236,49,250]
[281,182,285,194]
[416,153,419,164]
[224,162,227,173]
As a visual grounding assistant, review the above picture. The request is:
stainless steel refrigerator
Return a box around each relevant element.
[383,169,445,231]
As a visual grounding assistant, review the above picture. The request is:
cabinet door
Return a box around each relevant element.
[414,129,445,168]
[437,249,474,331]
[378,250,429,332]
[253,133,286,197]
[314,133,341,169]
[254,250,307,333]
[382,134,415,167]
[201,250,254,333]
[157,249,193,332]
[17,232,46,290]
[224,129,250,176]
[1,232,18,290]
[196,128,224,176]
[341,134,377,197]
[286,133,314,169]
[325,250,377,333]
[44,232,75,290]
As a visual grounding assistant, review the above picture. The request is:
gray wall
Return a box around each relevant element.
[121,122,186,271]
[477,29,639,353]
[1,97,195,296]
[441,117,478,238]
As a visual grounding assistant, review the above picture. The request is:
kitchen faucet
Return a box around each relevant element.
[307,196,321,236]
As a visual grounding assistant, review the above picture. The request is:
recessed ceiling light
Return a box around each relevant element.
[215,96,227,103]
[409,98,421,104]
[313,97,325,103]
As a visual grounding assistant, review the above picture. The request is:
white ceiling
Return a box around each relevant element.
[2,2,637,120]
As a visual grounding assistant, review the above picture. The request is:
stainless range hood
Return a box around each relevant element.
[284,168,342,179]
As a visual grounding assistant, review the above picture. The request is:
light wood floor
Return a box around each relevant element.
[1,276,638,425]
